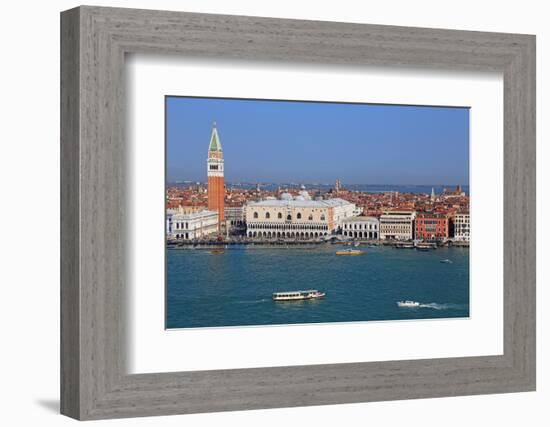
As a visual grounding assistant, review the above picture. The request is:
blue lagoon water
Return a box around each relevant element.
[166,245,469,329]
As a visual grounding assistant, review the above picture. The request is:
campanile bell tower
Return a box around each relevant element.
[207,123,224,226]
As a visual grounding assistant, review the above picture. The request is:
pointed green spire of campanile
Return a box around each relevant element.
[208,122,222,152]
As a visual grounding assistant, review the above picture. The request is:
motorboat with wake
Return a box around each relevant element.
[272,290,326,301]
[396,300,420,308]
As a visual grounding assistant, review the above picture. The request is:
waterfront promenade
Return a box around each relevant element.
[167,236,469,248]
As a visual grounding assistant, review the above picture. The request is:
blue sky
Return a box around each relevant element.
[166,96,469,185]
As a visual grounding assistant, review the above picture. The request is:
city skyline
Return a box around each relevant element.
[166,96,470,185]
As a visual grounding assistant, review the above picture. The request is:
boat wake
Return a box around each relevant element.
[236,299,269,304]
[418,302,467,310]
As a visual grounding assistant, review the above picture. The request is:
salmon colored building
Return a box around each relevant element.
[415,213,449,240]
[207,123,224,227]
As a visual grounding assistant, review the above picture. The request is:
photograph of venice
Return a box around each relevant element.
[165,96,470,329]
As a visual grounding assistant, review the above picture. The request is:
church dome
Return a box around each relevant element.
[298,190,311,200]
[280,192,293,200]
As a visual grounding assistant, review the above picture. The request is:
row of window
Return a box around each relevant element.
[173,221,217,230]
[173,233,190,239]
[248,223,329,231]
[417,220,447,225]
[343,223,378,230]
[252,212,326,221]
[172,230,209,240]
[343,231,378,238]
[379,220,414,225]
[248,231,329,238]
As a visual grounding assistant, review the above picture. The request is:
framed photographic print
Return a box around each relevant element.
[61,6,536,420]
[164,97,471,330]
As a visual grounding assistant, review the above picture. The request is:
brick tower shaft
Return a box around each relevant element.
[207,123,224,226]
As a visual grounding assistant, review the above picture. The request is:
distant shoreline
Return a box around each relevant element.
[167,182,470,196]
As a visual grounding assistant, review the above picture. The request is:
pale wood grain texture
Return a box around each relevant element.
[60,7,80,419]
[60,6,536,420]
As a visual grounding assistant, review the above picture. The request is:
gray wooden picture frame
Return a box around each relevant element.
[60,5,536,420]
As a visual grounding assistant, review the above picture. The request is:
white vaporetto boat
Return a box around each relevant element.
[396,300,420,307]
[272,290,326,301]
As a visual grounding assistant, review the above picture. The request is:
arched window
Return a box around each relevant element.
[265,212,270,219]
[308,214,313,221]
[277,212,282,219]
[286,214,292,221]
[320,214,326,221]
[297,213,302,219]
[253,212,258,219]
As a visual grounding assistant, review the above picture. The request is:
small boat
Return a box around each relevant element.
[395,242,415,249]
[440,258,453,264]
[336,249,365,255]
[397,300,420,308]
[209,248,225,255]
[272,290,326,301]
[416,242,437,251]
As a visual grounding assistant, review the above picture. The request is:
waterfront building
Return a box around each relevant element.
[207,123,225,226]
[415,212,449,241]
[342,216,379,239]
[224,206,245,227]
[245,192,356,239]
[167,209,219,240]
[453,211,470,241]
[379,210,416,240]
